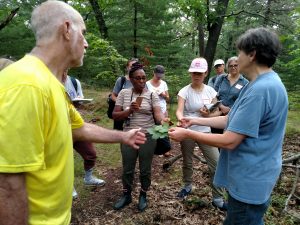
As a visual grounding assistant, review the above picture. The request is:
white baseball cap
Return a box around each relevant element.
[213,59,225,67]
[188,58,208,73]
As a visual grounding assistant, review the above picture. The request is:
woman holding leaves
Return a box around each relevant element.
[176,57,227,210]
[112,62,165,212]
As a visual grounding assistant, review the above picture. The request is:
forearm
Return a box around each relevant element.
[186,130,237,150]
[112,108,131,121]
[73,122,125,143]
[193,115,227,129]
[0,173,28,225]
[111,92,118,102]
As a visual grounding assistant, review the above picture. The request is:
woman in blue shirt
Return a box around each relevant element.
[214,56,248,115]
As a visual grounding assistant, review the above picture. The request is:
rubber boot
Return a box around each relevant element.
[138,190,148,212]
[113,191,132,210]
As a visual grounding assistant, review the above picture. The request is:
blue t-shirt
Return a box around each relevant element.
[214,74,248,107]
[214,71,288,204]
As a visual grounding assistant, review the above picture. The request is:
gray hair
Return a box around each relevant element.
[31,0,82,42]
[226,56,238,71]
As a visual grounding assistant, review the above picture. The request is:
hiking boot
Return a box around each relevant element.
[113,192,132,210]
[138,191,148,212]
[177,188,191,199]
[83,176,106,186]
[212,198,228,211]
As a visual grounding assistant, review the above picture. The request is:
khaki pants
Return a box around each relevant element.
[180,138,224,198]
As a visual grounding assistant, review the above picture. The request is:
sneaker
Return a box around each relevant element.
[72,188,78,199]
[177,188,191,199]
[84,176,106,186]
[212,198,228,211]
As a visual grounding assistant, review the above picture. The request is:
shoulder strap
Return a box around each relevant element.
[70,76,78,92]
[120,76,126,89]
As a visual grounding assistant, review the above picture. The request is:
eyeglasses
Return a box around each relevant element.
[229,64,238,68]
[132,76,146,81]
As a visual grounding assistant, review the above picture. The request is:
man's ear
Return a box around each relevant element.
[63,20,72,40]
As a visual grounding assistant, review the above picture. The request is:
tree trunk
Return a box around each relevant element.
[204,0,230,80]
[133,2,138,58]
[197,22,205,57]
[263,0,273,26]
[88,0,108,39]
[0,7,19,31]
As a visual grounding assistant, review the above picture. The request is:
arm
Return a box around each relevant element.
[153,105,165,124]
[0,173,28,225]
[72,122,146,149]
[180,115,228,130]
[176,96,185,121]
[159,90,169,102]
[111,92,118,102]
[168,128,245,150]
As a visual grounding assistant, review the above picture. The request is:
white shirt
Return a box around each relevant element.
[64,76,84,100]
[146,80,168,113]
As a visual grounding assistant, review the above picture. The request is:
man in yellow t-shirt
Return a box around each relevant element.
[0,1,146,225]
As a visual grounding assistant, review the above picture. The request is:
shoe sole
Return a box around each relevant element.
[84,182,106,187]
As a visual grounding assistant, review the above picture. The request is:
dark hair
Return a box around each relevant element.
[236,27,281,67]
[129,62,144,78]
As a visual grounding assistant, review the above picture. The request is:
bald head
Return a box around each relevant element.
[31,0,83,43]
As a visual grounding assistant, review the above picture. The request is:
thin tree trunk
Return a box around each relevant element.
[0,7,19,31]
[204,0,230,80]
[133,2,138,58]
[88,0,108,39]
[263,0,273,26]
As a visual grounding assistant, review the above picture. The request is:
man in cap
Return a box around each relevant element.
[208,59,225,87]
[0,1,145,224]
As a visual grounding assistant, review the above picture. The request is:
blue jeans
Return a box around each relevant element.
[223,194,270,225]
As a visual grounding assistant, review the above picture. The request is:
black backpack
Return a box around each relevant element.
[107,76,126,119]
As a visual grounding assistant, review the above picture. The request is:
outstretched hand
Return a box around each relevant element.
[168,127,188,142]
[122,128,146,149]
[178,117,193,128]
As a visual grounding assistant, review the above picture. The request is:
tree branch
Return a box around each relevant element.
[0,7,20,31]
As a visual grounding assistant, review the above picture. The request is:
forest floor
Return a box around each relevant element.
[70,97,300,225]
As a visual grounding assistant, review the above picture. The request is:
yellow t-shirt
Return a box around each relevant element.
[0,55,84,225]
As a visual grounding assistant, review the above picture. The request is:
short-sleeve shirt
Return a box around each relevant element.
[65,75,84,99]
[0,55,84,224]
[116,88,160,132]
[214,74,248,107]
[214,71,288,204]
[146,80,168,113]
[178,84,217,133]
[112,76,132,95]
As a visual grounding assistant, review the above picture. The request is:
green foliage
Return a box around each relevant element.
[70,33,127,87]
[147,123,171,139]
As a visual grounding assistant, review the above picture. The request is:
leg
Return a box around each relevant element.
[138,134,156,191]
[224,194,270,225]
[73,141,96,171]
[137,134,156,211]
[197,142,223,198]
[121,143,138,192]
[181,139,195,186]
[177,139,195,198]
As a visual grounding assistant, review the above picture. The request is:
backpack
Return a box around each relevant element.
[70,76,78,92]
[107,76,126,119]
